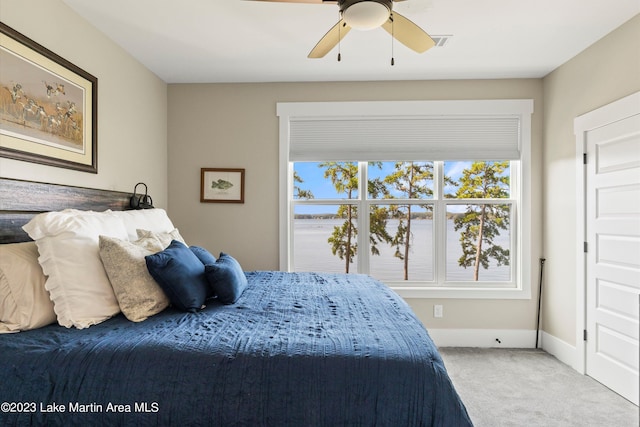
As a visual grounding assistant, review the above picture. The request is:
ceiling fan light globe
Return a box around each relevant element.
[342,2,390,31]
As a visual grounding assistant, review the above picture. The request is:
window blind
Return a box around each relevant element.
[288,115,522,161]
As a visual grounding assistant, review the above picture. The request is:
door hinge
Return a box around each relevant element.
[583,330,588,341]
[583,153,587,165]
[584,242,588,253]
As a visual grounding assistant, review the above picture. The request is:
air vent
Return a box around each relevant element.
[431,35,452,47]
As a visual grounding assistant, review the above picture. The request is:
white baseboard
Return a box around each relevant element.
[428,329,537,348]
[540,331,579,371]
[430,329,582,373]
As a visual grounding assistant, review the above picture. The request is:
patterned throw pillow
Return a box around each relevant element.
[99,235,170,322]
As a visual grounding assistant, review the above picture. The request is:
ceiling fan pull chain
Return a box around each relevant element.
[391,13,395,66]
[338,18,342,62]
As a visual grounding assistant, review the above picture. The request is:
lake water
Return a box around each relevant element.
[293,219,511,283]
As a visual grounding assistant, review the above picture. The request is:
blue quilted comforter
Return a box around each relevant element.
[0,272,472,426]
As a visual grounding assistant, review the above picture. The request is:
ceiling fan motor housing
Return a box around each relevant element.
[340,0,393,30]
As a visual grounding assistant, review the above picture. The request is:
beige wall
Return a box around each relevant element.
[0,0,169,206]
[168,79,544,328]
[541,14,640,346]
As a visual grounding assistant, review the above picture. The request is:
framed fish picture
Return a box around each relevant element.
[200,168,245,203]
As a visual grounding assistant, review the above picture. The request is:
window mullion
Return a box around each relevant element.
[444,199,517,205]
[293,199,359,205]
[358,162,369,274]
[287,162,294,272]
[435,161,446,286]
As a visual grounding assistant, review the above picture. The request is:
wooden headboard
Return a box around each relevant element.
[0,178,131,244]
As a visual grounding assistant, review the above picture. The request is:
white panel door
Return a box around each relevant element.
[585,112,640,405]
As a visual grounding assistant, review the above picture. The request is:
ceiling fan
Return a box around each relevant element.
[249,0,435,59]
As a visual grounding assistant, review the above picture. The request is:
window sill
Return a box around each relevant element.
[391,285,531,300]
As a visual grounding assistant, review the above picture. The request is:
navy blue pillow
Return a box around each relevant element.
[190,245,217,266]
[145,240,209,312]
[204,253,248,304]
[189,246,217,299]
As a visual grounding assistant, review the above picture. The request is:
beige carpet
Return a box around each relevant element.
[439,348,638,427]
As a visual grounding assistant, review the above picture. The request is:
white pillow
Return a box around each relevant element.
[136,228,186,248]
[111,209,175,241]
[22,209,129,329]
[0,242,56,333]
[99,235,170,322]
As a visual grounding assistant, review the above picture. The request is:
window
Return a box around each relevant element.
[278,100,533,299]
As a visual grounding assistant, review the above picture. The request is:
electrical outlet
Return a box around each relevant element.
[434,305,443,318]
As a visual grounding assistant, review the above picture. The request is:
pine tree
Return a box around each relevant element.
[317,162,391,273]
[368,164,392,256]
[453,161,510,280]
[383,162,433,280]
[320,162,358,273]
[293,170,314,199]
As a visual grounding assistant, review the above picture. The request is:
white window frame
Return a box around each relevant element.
[278,100,533,299]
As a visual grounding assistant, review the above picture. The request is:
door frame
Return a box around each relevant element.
[574,91,640,375]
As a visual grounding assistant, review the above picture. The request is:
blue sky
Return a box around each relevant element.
[293,161,510,215]
[294,161,472,199]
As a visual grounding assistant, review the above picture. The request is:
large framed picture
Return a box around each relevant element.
[201,168,245,203]
[0,23,98,173]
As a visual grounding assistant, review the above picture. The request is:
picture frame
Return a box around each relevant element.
[0,22,98,173]
[201,168,245,203]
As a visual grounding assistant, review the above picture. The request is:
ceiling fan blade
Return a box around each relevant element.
[381,12,435,53]
[308,20,352,58]
[246,0,336,4]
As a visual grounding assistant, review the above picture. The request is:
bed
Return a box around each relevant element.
[0,178,472,426]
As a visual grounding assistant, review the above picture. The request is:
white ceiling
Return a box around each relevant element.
[61,0,639,84]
